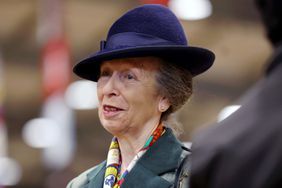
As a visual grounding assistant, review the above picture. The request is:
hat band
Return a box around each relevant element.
[100,32,181,51]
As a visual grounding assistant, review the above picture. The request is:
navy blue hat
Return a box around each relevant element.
[74,4,215,81]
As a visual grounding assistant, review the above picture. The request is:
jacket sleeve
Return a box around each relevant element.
[66,166,97,188]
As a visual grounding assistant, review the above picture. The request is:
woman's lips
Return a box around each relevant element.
[102,105,124,118]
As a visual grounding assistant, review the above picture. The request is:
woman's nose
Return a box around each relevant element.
[102,73,120,97]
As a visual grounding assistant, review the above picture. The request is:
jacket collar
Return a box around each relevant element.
[134,128,183,174]
[86,128,184,188]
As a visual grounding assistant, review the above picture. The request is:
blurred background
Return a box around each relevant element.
[0,0,272,187]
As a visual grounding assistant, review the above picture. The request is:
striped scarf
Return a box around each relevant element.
[103,125,165,188]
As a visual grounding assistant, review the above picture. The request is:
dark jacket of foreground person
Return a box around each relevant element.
[190,0,282,187]
[191,46,282,188]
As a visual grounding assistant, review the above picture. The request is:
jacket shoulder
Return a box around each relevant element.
[66,161,106,188]
[160,145,191,188]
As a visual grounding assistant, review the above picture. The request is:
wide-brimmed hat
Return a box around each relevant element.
[74,4,215,82]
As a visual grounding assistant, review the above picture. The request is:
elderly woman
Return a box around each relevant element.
[67,4,214,188]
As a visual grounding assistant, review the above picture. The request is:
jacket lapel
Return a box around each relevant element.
[85,161,106,188]
[121,128,184,188]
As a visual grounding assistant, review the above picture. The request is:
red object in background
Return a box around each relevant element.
[0,106,7,157]
[41,37,71,98]
[0,52,7,158]
[0,107,4,127]
[141,0,169,6]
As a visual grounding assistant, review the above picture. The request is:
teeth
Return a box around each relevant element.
[105,106,120,111]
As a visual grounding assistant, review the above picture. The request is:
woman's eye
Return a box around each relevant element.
[123,72,137,80]
[100,70,110,77]
[126,74,134,80]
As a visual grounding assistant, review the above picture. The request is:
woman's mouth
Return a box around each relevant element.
[102,105,124,118]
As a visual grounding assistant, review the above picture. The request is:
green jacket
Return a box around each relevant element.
[67,128,190,188]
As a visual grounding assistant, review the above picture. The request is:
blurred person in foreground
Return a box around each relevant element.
[67,4,214,188]
[190,0,282,188]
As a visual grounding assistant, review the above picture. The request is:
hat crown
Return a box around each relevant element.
[73,4,215,82]
[107,4,188,46]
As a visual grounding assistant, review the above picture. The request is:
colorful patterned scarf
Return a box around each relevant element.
[103,125,165,188]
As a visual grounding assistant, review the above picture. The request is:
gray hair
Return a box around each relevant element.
[155,59,193,135]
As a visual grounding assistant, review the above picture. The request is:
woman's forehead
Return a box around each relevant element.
[101,57,161,70]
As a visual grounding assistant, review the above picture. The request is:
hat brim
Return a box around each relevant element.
[73,45,215,81]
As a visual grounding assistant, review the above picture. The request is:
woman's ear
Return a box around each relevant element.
[158,97,170,112]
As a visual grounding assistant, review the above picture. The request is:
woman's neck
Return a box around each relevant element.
[116,117,161,174]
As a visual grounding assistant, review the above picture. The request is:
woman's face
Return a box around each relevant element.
[97,57,165,136]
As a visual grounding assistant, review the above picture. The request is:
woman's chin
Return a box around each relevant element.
[102,121,127,136]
